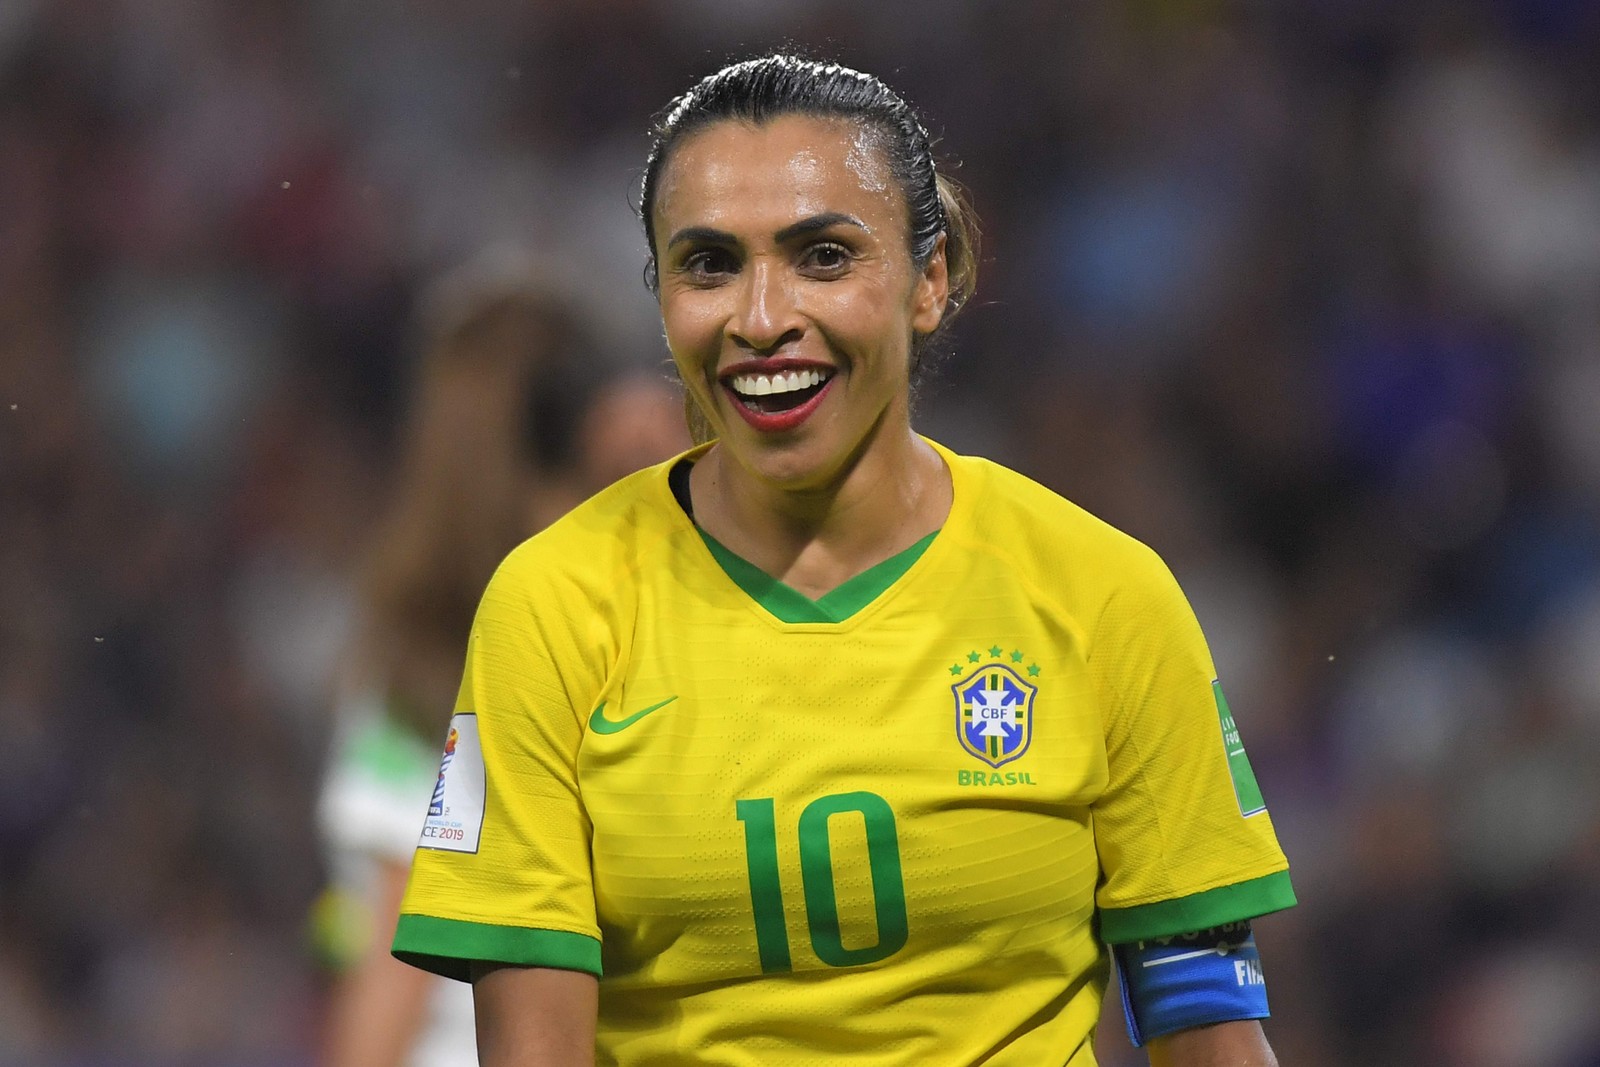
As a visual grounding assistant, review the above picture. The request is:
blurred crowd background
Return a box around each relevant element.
[3,1,1599,1065]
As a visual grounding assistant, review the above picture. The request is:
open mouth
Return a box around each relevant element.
[726,368,834,414]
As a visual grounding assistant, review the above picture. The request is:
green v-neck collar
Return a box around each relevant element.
[696,527,939,624]
[664,436,966,625]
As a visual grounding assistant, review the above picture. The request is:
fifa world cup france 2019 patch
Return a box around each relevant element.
[949,646,1041,769]
[1212,681,1267,817]
[418,713,485,853]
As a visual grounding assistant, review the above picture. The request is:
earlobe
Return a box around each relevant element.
[911,234,950,336]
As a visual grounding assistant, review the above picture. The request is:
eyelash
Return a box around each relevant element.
[802,243,851,272]
[682,249,736,279]
[678,242,854,282]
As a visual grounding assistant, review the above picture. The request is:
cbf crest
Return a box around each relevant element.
[949,647,1040,768]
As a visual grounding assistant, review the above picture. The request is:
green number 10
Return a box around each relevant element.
[735,791,908,972]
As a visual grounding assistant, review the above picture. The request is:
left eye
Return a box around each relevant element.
[803,244,850,272]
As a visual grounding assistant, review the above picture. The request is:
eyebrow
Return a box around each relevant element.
[665,212,868,251]
[775,212,867,243]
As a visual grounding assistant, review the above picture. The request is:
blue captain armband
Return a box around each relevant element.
[1111,920,1269,1047]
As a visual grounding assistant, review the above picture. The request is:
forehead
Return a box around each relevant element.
[653,114,904,238]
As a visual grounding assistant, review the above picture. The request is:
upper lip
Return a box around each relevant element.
[717,357,837,384]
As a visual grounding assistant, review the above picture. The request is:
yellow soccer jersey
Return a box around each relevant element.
[394,438,1294,1066]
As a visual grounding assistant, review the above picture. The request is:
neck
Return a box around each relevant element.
[691,422,951,599]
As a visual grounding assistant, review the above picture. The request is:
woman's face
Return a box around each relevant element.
[652,115,948,491]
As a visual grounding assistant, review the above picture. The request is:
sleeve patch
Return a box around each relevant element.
[1213,681,1267,817]
[1114,921,1270,1047]
[418,713,485,853]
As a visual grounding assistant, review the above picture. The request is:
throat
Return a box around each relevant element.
[690,432,952,597]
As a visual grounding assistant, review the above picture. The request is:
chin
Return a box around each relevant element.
[735,436,846,492]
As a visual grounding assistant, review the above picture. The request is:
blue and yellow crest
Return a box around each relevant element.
[951,652,1038,768]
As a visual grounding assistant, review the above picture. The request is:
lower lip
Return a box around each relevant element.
[723,377,835,434]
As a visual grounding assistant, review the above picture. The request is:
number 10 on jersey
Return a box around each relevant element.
[735,791,909,973]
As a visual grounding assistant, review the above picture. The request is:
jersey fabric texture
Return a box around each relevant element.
[320,692,478,1067]
[394,439,1294,1066]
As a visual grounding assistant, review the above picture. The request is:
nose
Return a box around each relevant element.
[728,259,803,355]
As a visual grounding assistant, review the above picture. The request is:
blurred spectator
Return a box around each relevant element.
[314,252,687,1067]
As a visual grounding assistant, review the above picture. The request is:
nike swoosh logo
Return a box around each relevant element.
[587,696,679,735]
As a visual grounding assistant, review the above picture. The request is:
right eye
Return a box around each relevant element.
[682,248,738,281]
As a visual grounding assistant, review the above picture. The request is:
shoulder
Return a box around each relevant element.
[465,452,699,694]
[934,442,1175,598]
[487,452,693,605]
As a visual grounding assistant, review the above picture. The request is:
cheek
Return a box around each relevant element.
[813,282,913,374]
[660,297,721,372]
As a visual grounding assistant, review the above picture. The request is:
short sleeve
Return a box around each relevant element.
[391,547,606,981]
[1088,545,1295,945]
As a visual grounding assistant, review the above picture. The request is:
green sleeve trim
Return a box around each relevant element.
[391,914,602,981]
[1098,869,1296,945]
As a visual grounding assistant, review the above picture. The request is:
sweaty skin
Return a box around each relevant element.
[844,128,892,196]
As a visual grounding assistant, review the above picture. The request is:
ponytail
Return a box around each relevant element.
[933,171,981,323]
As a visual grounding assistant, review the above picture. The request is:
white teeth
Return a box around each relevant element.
[730,369,829,397]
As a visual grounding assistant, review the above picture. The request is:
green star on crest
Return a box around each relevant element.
[1011,650,1024,662]
[988,645,1003,658]
[1027,663,1041,677]
[967,651,981,663]
[949,664,963,675]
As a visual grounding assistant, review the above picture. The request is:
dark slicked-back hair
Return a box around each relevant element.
[639,54,980,348]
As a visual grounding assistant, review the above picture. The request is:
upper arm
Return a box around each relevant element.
[391,549,608,981]
[1146,1019,1278,1067]
[472,963,598,1067]
[1087,548,1294,1052]
[1087,545,1294,941]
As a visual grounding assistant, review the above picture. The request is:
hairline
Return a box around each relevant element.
[647,113,921,268]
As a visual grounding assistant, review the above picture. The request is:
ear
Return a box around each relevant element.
[910,233,950,337]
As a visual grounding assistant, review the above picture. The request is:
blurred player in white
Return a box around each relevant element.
[315,252,687,1067]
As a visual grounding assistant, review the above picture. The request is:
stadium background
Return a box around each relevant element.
[3,1,1599,1064]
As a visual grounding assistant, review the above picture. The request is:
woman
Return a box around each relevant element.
[316,256,686,1067]
[392,56,1294,1066]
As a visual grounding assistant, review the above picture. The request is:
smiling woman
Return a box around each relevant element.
[649,112,958,587]
[389,55,1294,1067]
